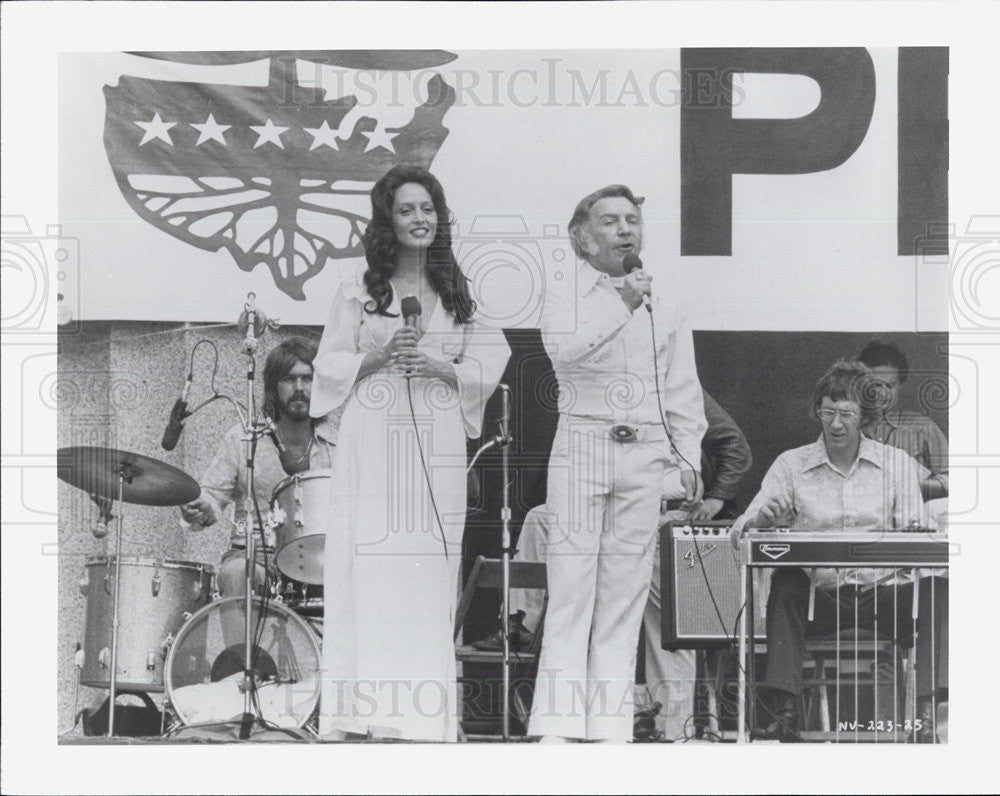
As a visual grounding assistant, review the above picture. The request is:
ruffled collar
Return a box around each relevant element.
[337,260,369,301]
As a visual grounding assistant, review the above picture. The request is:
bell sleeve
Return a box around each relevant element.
[310,266,368,418]
[452,320,511,439]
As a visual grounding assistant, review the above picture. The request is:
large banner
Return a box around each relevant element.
[59,47,947,331]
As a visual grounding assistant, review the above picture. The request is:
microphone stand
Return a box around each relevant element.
[238,293,266,740]
[169,293,271,738]
[467,383,513,739]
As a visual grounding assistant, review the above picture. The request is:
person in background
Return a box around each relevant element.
[641,391,752,740]
[857,340,948,501]
[180,337,335,597]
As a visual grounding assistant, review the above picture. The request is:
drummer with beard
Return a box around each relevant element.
[179,336,337,597]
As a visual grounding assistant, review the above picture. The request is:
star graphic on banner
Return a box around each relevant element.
[361,125,398,154]
[134,112,176,146]
[190,113,231,146]
[303,120,340,151]
[250,119,290,149]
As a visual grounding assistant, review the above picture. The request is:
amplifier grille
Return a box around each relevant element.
[660,522,770,649]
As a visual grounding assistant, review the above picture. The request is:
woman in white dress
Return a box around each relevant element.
[310,166,510,740]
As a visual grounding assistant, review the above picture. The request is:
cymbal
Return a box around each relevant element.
[57,446,201,506]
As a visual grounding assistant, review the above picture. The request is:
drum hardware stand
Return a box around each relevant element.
[467,383,514,739]
[106,464,131,736]
[72,642,84,725]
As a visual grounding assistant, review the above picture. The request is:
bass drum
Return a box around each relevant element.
[164,597,321,729]
[80,557,214,691]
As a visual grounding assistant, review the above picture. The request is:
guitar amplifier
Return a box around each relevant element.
[659,521,770,649]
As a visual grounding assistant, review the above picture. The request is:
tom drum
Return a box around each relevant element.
[80,556,214,692]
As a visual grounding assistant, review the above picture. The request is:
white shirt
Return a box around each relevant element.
[539,260,706,467]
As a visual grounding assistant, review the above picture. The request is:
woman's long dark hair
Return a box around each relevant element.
[362,165,476,324]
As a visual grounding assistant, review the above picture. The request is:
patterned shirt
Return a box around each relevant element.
[864,409,948,494]
[733,437,927,587]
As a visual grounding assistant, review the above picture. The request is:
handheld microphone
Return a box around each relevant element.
[161,374,192,451]
[401,295,421,327]
[400,296,421,379]
[622,253,651,313]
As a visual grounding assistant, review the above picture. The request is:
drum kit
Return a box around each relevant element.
[59,293,523,741]
[60,445,331,736]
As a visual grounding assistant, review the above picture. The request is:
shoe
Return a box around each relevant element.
[913,696,940,743]
[633,700,663,742]
[538,735,573,744]
[751,688,801,743]
[472,611,535,651]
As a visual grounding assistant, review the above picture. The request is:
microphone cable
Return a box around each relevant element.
[645,308,702,507]
[645,298,780,734]
[405,377,451,560]
[399,294,451,560]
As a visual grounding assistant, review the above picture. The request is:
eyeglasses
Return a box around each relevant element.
[818,408,860,423]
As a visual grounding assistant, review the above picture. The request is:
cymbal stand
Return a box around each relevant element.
[107,464,130,736]
[467,384,513,739]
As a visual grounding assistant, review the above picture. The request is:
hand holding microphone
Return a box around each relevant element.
[394,296,422,378]
[622,253,652,313]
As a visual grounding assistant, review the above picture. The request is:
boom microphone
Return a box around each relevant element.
[263,418,310,476]
[239,293,262,354]
[161,374,192,451]
[622,253,652,312]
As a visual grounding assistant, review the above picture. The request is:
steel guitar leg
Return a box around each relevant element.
[737,559,748,744]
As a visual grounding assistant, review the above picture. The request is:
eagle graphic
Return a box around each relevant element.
[104,50,457,299]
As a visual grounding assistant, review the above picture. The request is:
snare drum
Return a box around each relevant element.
[80,556,214,691]
[165,597,322,728]
[277,577,324,617]
[270,469,331,585]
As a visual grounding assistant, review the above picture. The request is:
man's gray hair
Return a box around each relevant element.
[567,184,645,259]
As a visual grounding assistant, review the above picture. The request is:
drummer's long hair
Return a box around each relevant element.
[263,336,318,421]
[362,165,476,324]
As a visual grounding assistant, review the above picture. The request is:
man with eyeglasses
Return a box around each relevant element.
[729,359,946,742]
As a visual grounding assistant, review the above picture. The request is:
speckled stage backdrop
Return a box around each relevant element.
[57,321,322,735]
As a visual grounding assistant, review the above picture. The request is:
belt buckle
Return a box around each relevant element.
[611,424,638,442]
